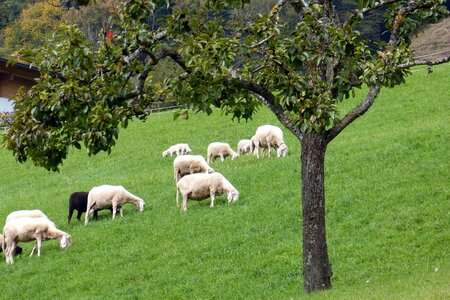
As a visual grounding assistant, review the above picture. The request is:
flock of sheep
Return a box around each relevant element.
[0,124,288,264]
[170,124,288,211]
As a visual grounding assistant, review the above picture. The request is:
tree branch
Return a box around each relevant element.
[234,79,304,140]
[326,85,381,143]
[247,0,289,49]
[351,0,399,16]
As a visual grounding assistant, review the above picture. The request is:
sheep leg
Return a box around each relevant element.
[112,199,119,219]
[176,187,180,207]
[220,154,225,162]
[36,237,42,256]
[85,202,96,225]
[76,210,83,222]
[268,143,271,157]
[6,241,16,264]
[181,195,188,212]
[210,194,215,208]
[30,244,36,256]
[68,208,74,224]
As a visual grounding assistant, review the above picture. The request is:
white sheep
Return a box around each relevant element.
[4,209,53,256]
[2,216,72,264]
[250,125,286,158]
[5,209,48,224]
[176,172,239,211]
[162,143,192,157]
[173,154,214,182]
[207,142,239,163]
[85,185,145,225]
[277,143,289,157]
[237,139,252,155]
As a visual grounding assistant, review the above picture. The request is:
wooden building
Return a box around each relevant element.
[0,57,39,99]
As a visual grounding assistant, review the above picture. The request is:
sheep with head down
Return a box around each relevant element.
[2,216,72,264]
[173,154,214,182]
[68,191,120,224]
[250,124,287,158]
[5,209,48,223]
[277,143,289,157]
[176,172,239,211]
[3,209,50,257]
[237,139,252,156]
[85,185,145,225]
[207,142,239,163]
[162,143,192,157]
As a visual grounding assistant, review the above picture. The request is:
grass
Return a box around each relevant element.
[0,63,449,299]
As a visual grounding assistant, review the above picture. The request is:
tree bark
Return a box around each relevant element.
[301,132,333,292]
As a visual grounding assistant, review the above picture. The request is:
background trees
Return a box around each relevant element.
[3,0,449,293]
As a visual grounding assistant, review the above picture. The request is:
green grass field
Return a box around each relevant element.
[0,64,449,299]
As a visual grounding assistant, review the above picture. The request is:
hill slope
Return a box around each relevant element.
[411,17,450,60]
[0,63,449,298]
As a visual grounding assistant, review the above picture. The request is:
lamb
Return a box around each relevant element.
[176,172,239,211]
[277,143,289,157]
[173,154,214,182]
[68,192,119,224]
[2,217,72,264]
[0,234,22,256]
[237,139,252,156]
[162,143,192,157]
[85,185,145,225]
[250,125,286,158]
[207,142,239,163]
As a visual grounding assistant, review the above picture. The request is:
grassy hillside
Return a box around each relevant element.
[0,63,449,299]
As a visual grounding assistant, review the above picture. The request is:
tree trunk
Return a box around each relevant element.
[301,132,333,292]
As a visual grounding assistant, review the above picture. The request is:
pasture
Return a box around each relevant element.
[0,63,448,299]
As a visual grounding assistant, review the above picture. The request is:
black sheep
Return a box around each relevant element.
[68,192,117,224]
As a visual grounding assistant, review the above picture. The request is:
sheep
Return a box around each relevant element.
[85,185,145,225]
[162,143,192,157]
[2,217,72,264]
[250,125,286,158]
[5,209,48,224]
[176,172,239,211]
[173,154,214,182]
[237,139,252,156]
[207,142,239,163]
[68,192,120,224]
[0,234,22,256]
[277,143,289,157]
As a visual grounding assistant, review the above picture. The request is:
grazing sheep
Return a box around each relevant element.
[5,209,48,224]
[68,192,119,224]
[250,125,285,158]
[4,209,52,257]
[85,185,145,225]
[0,234,22,256]
[162,143,192,157]
[173,154,214,182]
[3,217,72,264]
[237,139,252,155]
[176,172,239,211]
[277,143,289,157]
[207,142,239,163]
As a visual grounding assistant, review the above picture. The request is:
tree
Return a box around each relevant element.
[0,1,65,56]
[4,0,449,293]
